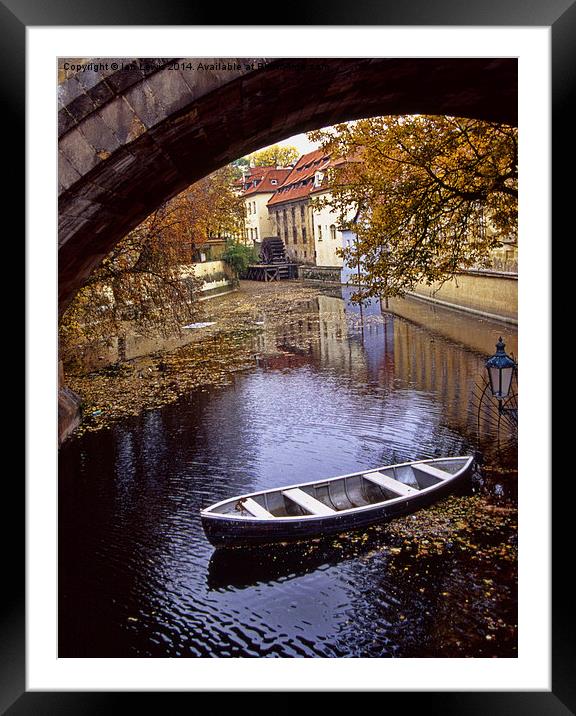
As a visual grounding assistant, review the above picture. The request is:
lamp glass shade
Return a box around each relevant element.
[488,364,514,400]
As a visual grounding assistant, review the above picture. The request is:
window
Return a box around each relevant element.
[253,201,256,214]
[302,226,307,243]
[317,225,323,241]
[247,202,251,215]
[250,228,254,240]
[330,224,336,241]
[293,227,298,244]
[291,206,295,222]
[254,227,258,240]
[300,205,305,220]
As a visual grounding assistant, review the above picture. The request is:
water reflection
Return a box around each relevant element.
[59,288,517,658]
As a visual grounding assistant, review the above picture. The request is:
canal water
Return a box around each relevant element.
[59,286,517,658]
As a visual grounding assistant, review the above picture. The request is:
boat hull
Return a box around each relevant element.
[201,459,473,548]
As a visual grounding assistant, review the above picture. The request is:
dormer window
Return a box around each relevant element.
[271,179,277,185]
[314,171,324,188]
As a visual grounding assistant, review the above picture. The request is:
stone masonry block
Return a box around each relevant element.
[58,75,84,107]
[144,68,194,116]
[58,149,82,192]
[104,64,145,93]
[86,80,115,109]
[58,107,76,137]
[77,113,121,158]
[124,79,169,129]
[59,128,99,177]
[65,91,97,122]
[98,96,146,146]
[75,66,108,92]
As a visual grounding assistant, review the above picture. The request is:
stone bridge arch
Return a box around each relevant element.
[58,57,517,313]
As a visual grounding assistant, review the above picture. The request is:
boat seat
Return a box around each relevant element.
[363,471,418,496]
[412,463,450,482]
[240,497,274,519]
[282,488,335,516]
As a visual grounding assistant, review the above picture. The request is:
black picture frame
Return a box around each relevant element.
[13,0,566,711]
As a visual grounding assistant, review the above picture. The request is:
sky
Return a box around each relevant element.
[240,131,320,163]
[274,132,320,155]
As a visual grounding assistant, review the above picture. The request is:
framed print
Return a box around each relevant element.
[13,0,566,711]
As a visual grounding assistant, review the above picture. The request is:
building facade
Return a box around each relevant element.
[239,166,291,244]
[266,151,324,264]
[267,150,351,267]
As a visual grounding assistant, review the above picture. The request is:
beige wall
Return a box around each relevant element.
[244,193,275,242]
[178,261,235,298]
[409,271,517,321]
[311,201,342,267]
[386,294,517,357]
[310,193,356,267]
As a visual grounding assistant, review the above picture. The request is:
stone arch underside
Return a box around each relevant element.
[58,57,517,313]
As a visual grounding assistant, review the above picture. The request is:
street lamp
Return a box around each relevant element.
[485,337,517,409]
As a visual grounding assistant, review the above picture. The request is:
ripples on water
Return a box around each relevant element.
[59,291,517,657]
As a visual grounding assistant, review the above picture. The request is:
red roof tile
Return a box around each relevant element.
[267,149,333,207]
[240,167,292,196]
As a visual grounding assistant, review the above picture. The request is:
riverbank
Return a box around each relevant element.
[65,281,325,438]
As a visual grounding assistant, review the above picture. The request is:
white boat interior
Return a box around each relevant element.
[206,458,470,519]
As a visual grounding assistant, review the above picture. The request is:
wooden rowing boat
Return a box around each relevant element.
[200,456,474,548]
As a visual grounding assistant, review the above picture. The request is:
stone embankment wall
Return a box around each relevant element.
[179,260,237,299]
[299,265,342,284]
[408,270,517,324]
[302,266,517,324]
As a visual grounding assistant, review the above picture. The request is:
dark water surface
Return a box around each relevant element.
[59,288,517,657]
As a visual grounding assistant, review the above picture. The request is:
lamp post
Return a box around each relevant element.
[485,337,517,416]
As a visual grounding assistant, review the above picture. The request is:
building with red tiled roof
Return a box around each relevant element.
[267,149,331,208]
[266,149,352,266]
[239,166,292,244]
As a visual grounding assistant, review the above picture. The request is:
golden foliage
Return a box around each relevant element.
[308,116,518,302]
[248,144,299,167]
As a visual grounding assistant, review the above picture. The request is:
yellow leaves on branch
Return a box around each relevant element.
[247,144,299,168]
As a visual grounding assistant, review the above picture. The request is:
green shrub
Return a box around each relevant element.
[221,241,259,278]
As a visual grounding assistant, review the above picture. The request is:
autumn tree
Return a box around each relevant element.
[182,165,246,249]
[59,165,245,370]
[308,116,518,302]
[231,156,250,178]
[248,144,299,168]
